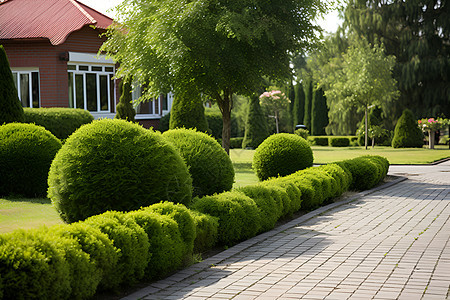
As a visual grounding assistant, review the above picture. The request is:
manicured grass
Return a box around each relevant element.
[0,197,62,234]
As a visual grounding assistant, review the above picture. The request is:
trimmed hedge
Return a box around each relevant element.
[0,123,62,197]
[253,133,314,181]
[330,137,350,147]
[163,128,234,197]
[48,119,192,223]
[336,156,389,191]
[23,107,93,140]
[189,210,219,254]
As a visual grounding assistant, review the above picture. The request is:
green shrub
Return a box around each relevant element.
[329,137,350,147]
[242,94,270,149]
[311,88,328,135]
[392,109,424,148]
[238,185,281,232]
[262,177,302,217]
[0,45,24,124]
[286,171,323,209]
[312,136,329,146]
[205,110,223,140]
[230,137,244,149]
[23,107,93,140]
[48,119,192,223]
[319,163,352,196]
[337,157,380,191]
[294,128,309,140]
[0,123,61,197]
[84,211,150,287]
[253,133,314,181]
[163,128,234,197]
[127,209,184,279]
[51,223,119,292]
[0,229,71,300]
[115,79,136,122]
[158,112,171,132]
[169,93,209,132]
[188,210,219,253]
[144,202,196,258]
[190,191,261,246]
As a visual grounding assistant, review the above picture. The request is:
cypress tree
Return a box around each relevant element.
[391,109,423,148]
[0,45,24,124]
[303,78,313,131]
[293,82,305,126]
[114,79,136,121]
[311,88,328,135]
[242,94,270,149]
[169,92,209,132]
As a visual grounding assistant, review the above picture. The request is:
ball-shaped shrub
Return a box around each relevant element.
[162,128,235,197]
[0,123,61,197]
[48,119,192,223]
[253,133,314,181]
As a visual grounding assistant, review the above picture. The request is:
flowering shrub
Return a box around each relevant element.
[418,117,449,149]
[259,90,290,133]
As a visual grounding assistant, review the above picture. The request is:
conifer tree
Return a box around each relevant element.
[115,79,136,121]
[311,88,328,135]
[242,94,269,149]
[0,45,24,124]
[293,82,305,126]
[303,78,313,131]
[169,92,209,132]
[391,109,423,148]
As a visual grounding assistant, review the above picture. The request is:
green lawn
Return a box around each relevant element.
[1,145,448,234]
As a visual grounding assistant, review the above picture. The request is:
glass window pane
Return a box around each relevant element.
[12,72,18,91]
[75,74,84,109]
[79,65,89,71]
[105,67,114,72]
[99,75,108,111]
[86,73,97,111]
[137,101,151,114]
[92,66,102,72]
[20,73,30,107]
[68,73,74,108]
[32,72,39,108]
[162,94,168,111]
[67,65,76,70]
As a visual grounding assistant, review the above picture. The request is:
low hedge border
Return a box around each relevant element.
[0,155,389,299]
[308,136,358,147]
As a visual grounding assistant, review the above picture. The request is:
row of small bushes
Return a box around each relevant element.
[23,108,94,140]
[308,136,358,147]
[0,155,389,298]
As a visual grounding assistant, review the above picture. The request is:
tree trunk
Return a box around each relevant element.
[275,111,279,134]
[372,137,375,148]
[220,92,232,155]
[364,107,368,150]
[428,130,435,149]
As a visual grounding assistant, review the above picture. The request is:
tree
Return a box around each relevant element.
[242,95,269,149]
[311,87,328,135]
[343,0,450,120]
[318,37,399,149]
[169,92,209,132]
[259,90,290,134]
[101,0,324,154]
[0,45,24,124]
[392,109,424,148]
[292,82,305,126]
[303,78,313,131]
[115,79,136,121]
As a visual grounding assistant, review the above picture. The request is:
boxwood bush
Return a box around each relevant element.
[263,178,303,217]
[329,137,350,147]
[253,133,314,181]
[23,107,93,140]
[189,210,219,254]
[163,128,234,197]
[0,123,61,197]
[190,191,261,246]
[337,156,388,191]
[311,136,329,146]
[48,119,192,223]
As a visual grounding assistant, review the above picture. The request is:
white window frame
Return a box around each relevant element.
[11,68,40,108]
[132,83,168,120]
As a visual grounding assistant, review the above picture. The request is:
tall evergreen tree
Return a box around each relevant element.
[0,45,24,124]
[311,88,328,135]
[293,82,305,126]
[115,79,136,121]
[242,95,269,149]
[169,92,209,132]
[303,78,313,131]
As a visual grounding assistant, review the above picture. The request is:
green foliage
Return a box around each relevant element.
[337,155,388,191]
[23,107,94,140]
[0,45,24,124]
[0,123,62,197]
[230,137,244,149]
[303,78,313,130]
[261,178,302,217]
[158,112,171,132]
[259,90,291,133]
[311,136,329,146]
[84,211,149,287]
[311,88,328,135]
[293,82,305,126]
[392,109,424,148]
[205,110,223,140]
[329,137,350,147]
[127,208,184,279]
[188,210,219,254]
[253,133,314,181]
[163,128,234,197]
[242,95,270,149]
[115,80,136,122]
[294,128,309,140]
[48,119,192,223]
[169,92,209,132]
[320,163,352,195]
[190,191,261,246]
[0,229,71,300]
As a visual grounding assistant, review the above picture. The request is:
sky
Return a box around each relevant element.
[79,0,343,34]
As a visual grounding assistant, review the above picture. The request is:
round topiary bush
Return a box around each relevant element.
[392,109,424,148]
[253,133,314,181]
[48,119,192,223]
[162,128,235,197]
[0,123,62,197]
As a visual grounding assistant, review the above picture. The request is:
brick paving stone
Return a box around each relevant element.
[123,162,450,300]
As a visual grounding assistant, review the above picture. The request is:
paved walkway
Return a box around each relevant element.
[124,160,450,300]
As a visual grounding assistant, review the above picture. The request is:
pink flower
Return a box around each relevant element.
[418,120,422,124]
[428,118,435,123]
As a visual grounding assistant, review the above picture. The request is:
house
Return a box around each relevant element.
[0,0,172,128]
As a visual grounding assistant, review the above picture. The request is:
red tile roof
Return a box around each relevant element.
[0,0,114,45]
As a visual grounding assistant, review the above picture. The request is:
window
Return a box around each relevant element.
[11,70,40,108]
[67,64,115,113]
[132,84,171,116]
